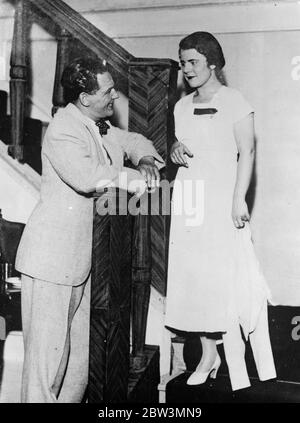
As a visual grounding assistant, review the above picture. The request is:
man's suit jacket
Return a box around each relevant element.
[15,103,164,286]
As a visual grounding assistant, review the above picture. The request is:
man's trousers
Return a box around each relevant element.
[21,274,90,403]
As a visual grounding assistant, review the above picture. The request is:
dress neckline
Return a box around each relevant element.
[192,85,225,106]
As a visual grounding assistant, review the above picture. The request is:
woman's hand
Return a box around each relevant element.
[232,197,250,229]
[170,141,193,167]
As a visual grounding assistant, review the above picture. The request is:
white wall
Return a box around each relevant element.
[0,142,40,223]
[0,0,300,305]
[0,164,37,223]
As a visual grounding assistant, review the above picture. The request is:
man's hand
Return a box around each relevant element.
[138,156,160,190]
[170,141,193,167]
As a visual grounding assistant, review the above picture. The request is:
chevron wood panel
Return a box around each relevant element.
[106,310,131,401]
[150,214,170,296]
[128,64,177,160]
[89,309,130,403]
[131,210,151,359]
[90,213,111,310]
[128,60,178,297]
[89,202,132,403]
[88,311,107,403]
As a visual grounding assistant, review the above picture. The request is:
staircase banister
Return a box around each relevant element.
[129,58,179,68]
[27,0,134,85]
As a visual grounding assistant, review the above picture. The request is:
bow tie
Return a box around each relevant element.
[95,119,110,136]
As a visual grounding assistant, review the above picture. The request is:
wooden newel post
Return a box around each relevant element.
[89,197,132,403]
[52,28,74,116]
[131,212,152,369]
[128,59,178,370]
[9,0,29,161]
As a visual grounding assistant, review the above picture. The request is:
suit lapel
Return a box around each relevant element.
[86,126,107,163]
[63,103,107,164]
[62,104,124,168]
[101,134,124,169]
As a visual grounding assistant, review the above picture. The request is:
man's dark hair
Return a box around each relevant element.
[61,56,108,103]
[179,32,225,70]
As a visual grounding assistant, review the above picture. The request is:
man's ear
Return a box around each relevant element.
[79,92,90,107]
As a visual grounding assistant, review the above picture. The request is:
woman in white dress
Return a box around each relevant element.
[165,32,276,391]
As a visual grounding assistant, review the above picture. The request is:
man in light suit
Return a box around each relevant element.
[15,57,164,403]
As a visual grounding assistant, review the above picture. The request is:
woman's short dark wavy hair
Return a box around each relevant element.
[179,32,225,70]
[61,56,108,103]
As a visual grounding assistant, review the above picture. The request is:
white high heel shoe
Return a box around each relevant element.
[187,355,221,385]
